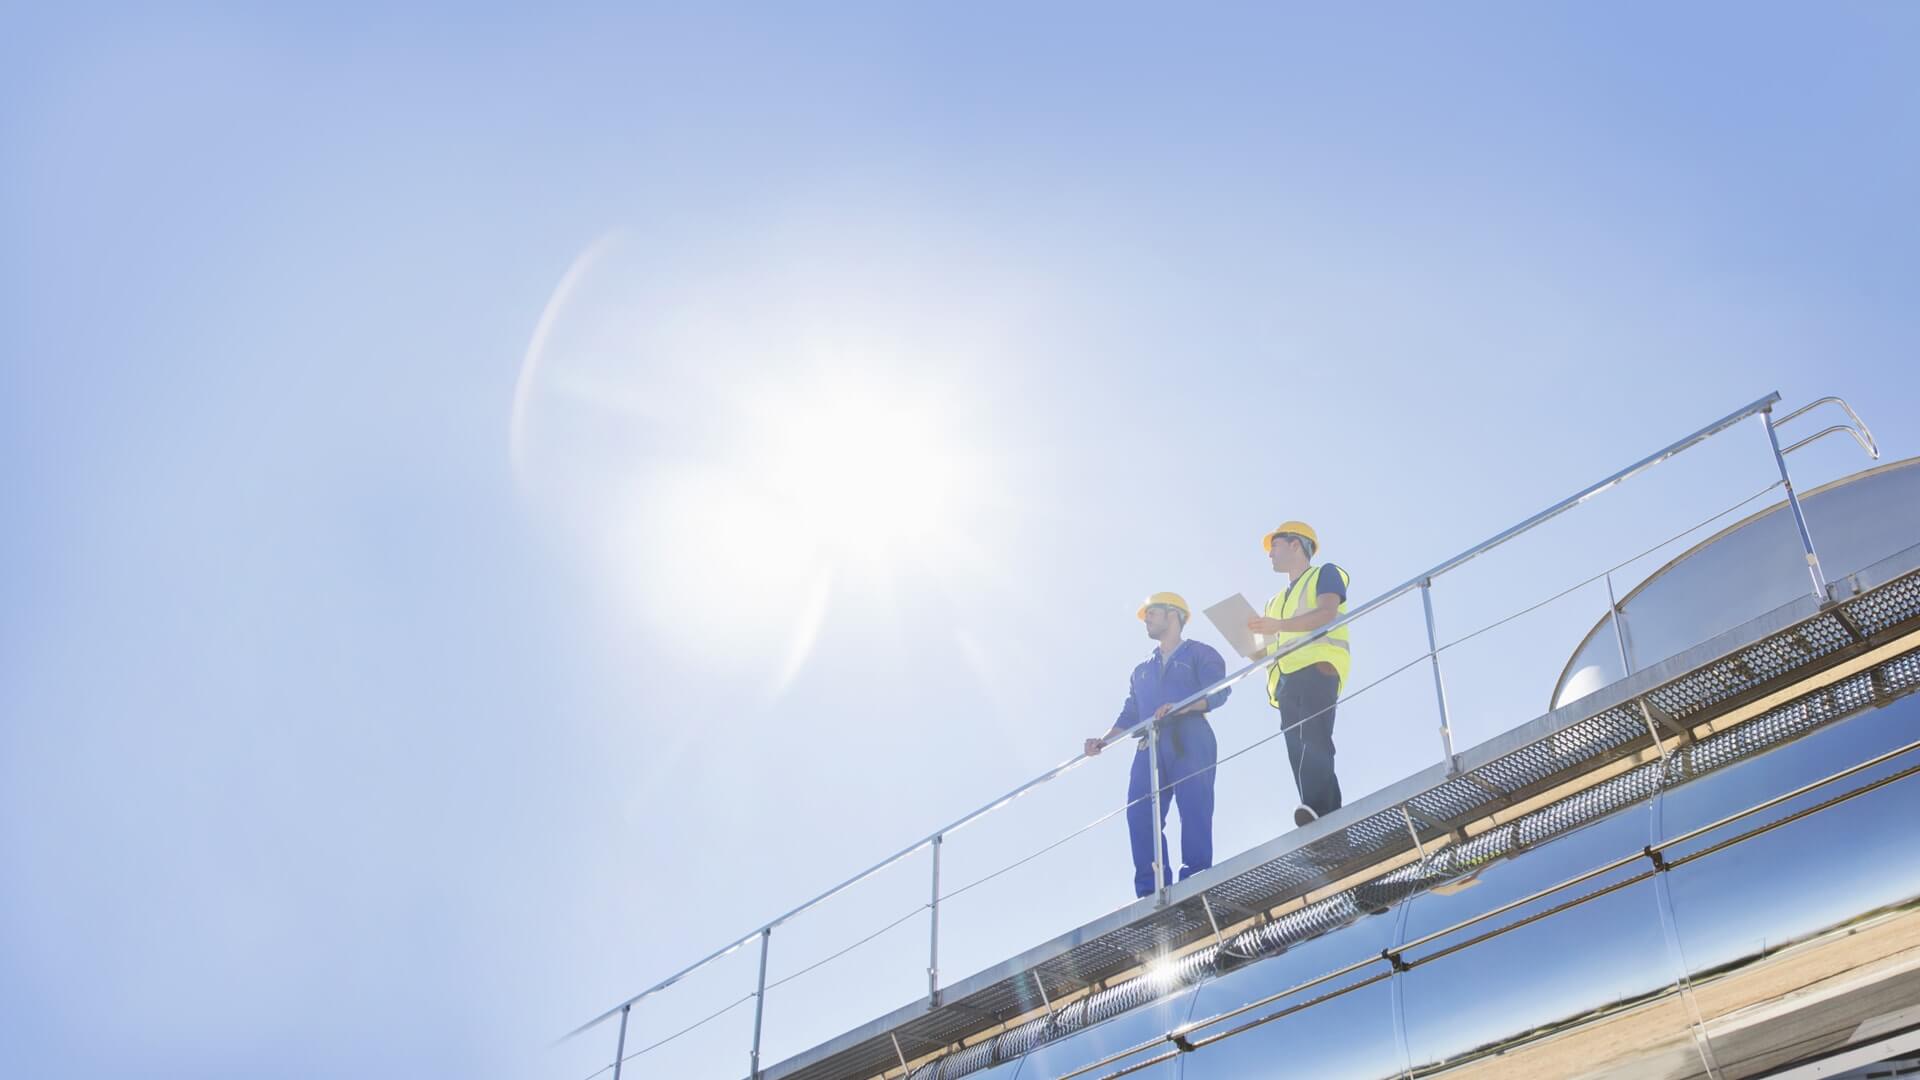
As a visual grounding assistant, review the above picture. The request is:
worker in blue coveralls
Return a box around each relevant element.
[1084,592,1231,898]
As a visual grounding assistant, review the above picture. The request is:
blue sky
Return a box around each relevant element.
[5,5,1918,1079]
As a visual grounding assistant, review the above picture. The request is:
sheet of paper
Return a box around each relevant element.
[1203,593,1268,661]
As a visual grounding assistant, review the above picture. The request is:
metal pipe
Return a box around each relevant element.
[1148,718,1168,903]
[1420,581,1458,772]
[567,391,1787,1039]
[1605,571,1633,675]
[928,834,942,1004]
[1763,410,1828,598]
[750,928,771,1079]
[611,1003,630,1080]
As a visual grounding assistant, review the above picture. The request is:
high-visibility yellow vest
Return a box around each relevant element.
[1264,563,1352,706]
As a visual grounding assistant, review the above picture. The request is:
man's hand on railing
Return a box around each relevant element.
[1084,737,1107,757]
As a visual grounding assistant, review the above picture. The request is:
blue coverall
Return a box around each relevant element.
[1116,640,1230,897]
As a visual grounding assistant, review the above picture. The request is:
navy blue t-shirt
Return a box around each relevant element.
[1279,563,1348,611]
[1314,563,1348,602]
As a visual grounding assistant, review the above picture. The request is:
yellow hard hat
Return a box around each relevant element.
[1263,521,1320,555]
[1136,591,1191,621]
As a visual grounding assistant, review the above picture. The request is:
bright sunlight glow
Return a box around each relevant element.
[744,379,981,561]
[511,231,1007,693]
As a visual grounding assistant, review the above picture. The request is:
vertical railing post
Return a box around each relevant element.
[928,833,942,1005]
[611,1003,630,1080]
[750,928,771,1079]
[1420,576,1459,768]
[1605,571,1635,676]
[1147,717,1168,904]
[1420,580,1459,773]
[1761,409,1828,599]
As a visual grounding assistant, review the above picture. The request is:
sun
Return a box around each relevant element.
[508,232,1008,692]
[741,377,986,566]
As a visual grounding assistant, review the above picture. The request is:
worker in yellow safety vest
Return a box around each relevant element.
[1245,521,1351,827]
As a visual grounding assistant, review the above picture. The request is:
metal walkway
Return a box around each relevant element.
[768,543,1920,1080]
[564,390,1893,1080]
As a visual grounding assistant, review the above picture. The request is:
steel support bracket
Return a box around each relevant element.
[1832,602,1869,643]
[1461,772,1506,799]
[1639,698,1694,745]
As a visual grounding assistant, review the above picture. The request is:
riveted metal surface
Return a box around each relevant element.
[762,569,1920,1080]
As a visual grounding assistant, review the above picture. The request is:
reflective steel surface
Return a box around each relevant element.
[1555,457,1920,709]
[1177,908,1403,1079]
[991,670,1920,1080]
[1398,809,1691,1078]
[1658,691,1920,1080]
[1012,988,1198,1079]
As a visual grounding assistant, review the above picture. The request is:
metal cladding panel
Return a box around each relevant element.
[1412,659,1920,1080]
[1657,691,1920,1079]
[1010,987,1200,1080]
[1400,806,1686,1077]
[1176,908,1403,1080]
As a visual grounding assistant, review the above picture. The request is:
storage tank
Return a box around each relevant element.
[902,458,1920,1080]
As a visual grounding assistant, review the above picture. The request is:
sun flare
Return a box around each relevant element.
[510,232,1009,693]
[744,380,983,563]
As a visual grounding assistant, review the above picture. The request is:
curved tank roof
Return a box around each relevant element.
[1553,456,1920,710]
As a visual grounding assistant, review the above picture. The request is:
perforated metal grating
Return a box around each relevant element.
[1845,572,1920,636]
[766,568,1920,1080]
[1881,651,1920,693]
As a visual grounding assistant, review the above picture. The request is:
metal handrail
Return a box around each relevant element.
[1780,423,1880,460]
[567,390,1796,1053]
[1772,394,1880,459]
[1127,391,1786,757]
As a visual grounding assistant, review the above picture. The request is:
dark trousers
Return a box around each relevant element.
[1125,717,1217,898]
[1278,664,1343,816]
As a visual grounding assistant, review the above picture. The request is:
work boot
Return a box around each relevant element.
[1294,805,1318,827]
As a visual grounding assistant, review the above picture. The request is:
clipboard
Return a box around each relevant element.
[1204,593,1270,661]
